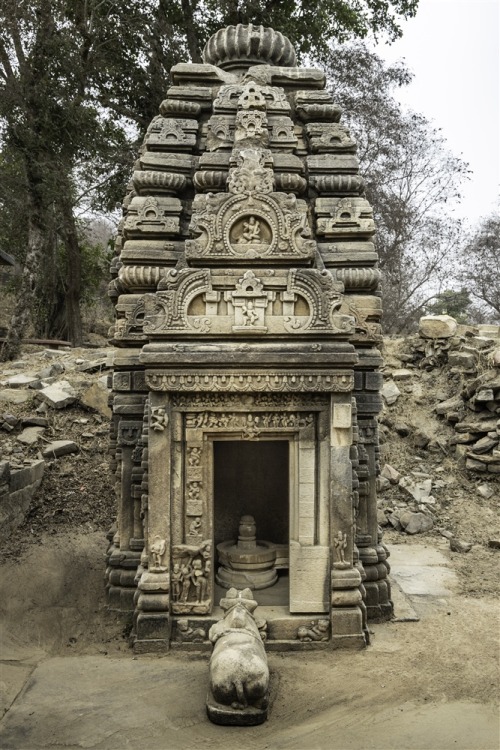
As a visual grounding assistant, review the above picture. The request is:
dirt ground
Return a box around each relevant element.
[0,340,499,749]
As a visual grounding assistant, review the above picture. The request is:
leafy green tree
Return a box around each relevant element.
[425,289,473,323]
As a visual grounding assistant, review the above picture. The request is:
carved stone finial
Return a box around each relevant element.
[202,24,297,70]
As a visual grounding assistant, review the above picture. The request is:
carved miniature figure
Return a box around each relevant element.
[334,530,348,564]
[297,619,329,642]
[171,562,183,602]
[189,517,202,536]
[150,406,168,431]
[191,559,208,602]
[241,300,259,325]
[176,618,206,643]
[238,216,261,244]
[150,536,166,570]
[207,588,269,725]
[180,562,192,602]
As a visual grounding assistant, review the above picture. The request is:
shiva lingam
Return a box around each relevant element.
[216,515,277,590]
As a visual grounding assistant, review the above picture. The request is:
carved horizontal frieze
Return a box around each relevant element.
[315,198,375,240]
[143,267,353,336]
[120,240,182,266]
[193,170,228,192]
[213,83,291,114]
[137,152,194,175]
[334,268,381,292]
[305,123,356,153]
[165,83,218,106]
[274,173,307,194]
[171,393,329,409]
[309,174,365,196]
[132,171,188,195]
[118,265,163,291]
[123,197,182,239]
[146,370,354,392]
[144,116,198,152]
[159,98,202,118]
[184,410,315,437]
[306,154,359,175]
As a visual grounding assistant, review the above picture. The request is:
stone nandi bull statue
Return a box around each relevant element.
[206,587,269,725]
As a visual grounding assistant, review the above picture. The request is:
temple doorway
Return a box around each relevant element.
[213,439,290,606]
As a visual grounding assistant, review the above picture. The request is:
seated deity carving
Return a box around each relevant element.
[237,216,262,244]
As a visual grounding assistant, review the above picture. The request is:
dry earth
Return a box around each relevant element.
[0,340,499,749]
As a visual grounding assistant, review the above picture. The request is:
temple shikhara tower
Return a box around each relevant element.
[107,24,391,652]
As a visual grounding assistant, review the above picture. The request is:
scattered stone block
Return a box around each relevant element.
[382,380,401,405]
[400,476,433,502]
[16,426,45,446]
[392,369,413,381]
[394,422,411,437]
[38,381,77,409]
[381,463,401,484]
[419,315,457,339]
[450,539,472,553]
[435,396,463,416]
[471,436,498,454]
[5,374,40,388]
[80,382,111,418]
[42,440,79,459]
[399,511,434,534]
[414,430,431,448]
[488,539,500,549]
[448,352,476,370]
[21,417,49,428]
[477,483,495,500]
[0,389,32,405]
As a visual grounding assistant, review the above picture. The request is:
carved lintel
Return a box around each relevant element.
[146,371,355,393]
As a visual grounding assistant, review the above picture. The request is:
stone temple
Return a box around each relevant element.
[107,23,391,652]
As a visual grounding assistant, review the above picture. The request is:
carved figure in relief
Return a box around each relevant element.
[191,559,208,602]
[241,300,259,326]
[151,406,168,431]
[171,562,183,601]
[150,535,167,570]
[297,619,329,642]
[188,447,201,466]
[180,562,193,602]
[176,619,206,643]
[334,530,348,564]
[237,216,262,244]
[189,517,202,536]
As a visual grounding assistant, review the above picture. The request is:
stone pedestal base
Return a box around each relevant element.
[216,566,277,590]
[330,607,366,649]
[133,612,171,653]
[206,693,268,726]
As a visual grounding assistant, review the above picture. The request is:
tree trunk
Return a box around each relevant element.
[59,189,84,346]
[1,205,46,361]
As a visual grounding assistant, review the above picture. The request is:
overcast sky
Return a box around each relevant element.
[373,0,499,225]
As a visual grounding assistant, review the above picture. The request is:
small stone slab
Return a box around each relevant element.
[0,389,32,404]
[17,426,45,446]
[38,382,77,409]
[42,440,78,459]
[5,374,40,388]
[382,380,401,405]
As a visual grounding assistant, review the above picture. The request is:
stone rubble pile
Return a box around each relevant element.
[406,318,500,475]
[0,348,112,541]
